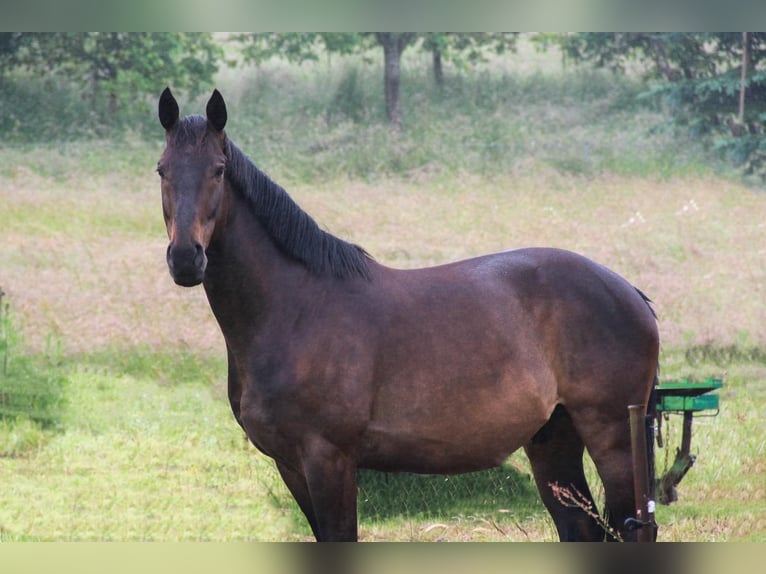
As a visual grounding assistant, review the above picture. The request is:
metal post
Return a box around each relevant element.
[681,411,693,454]
[628,404,655,542]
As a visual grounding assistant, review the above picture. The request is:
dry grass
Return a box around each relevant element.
[1,155,222,356]
[4,154,764,354]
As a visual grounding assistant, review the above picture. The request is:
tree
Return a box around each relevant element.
[236,33,364,65]
[239,33,414,129]
[421,33,518,88]
[556,33,722,81]
[0,32,23,75]
[0,33,222,113]
[556,32,766,179]
[374,33,416,129]
[237,33,518,130]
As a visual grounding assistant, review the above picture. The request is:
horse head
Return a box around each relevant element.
[157,87,228,287]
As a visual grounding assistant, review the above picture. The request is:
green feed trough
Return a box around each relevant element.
[653,376,723,506]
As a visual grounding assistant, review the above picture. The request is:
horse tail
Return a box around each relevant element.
[634,286,657,319]
[647,370,658,496]
[646,370,659,540]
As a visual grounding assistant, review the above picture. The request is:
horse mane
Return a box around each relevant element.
[224,137,372,280]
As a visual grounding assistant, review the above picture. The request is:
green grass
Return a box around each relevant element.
[637,348,764,541]
[0,42,764,541]
[0,349,294,541]
[356,464,545,541]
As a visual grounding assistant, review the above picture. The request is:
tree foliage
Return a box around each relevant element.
[557,32,766,180]
[0,33,222,111]
[421,33,518,85]
[236,33,369,64]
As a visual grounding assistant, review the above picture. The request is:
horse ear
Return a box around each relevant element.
[158,87,179,131]
[206,89,227,132]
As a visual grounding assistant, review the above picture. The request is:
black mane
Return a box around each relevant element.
[224,137,372,280]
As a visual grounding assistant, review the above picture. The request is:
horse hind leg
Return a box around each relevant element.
[574,415,643,542]
[524,404,606,541]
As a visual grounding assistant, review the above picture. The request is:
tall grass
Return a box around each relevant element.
[0,74,156,143]
[1,43,718,183]
[0,298,68,458]
[210,56,711,183]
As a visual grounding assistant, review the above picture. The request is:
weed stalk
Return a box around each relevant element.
[548,481,623,542]
[1,287,7,377]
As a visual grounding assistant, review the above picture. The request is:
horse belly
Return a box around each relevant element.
[358,426,528,474]
[359,295,558,474]
[358,389,551,474]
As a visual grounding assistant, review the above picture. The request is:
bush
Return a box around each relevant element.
[0,416,47,457]
[0,296,68,432]
[329,65,368,123]
[0,73,159,143]
[0,355,68,429]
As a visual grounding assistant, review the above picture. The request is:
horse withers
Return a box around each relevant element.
[157,87,660,542]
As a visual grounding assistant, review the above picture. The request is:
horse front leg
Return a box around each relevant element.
[299,435,359,542]
[226,346,244,428]
[276,461,321,540]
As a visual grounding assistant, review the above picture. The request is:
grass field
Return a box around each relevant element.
[1,41,764,541]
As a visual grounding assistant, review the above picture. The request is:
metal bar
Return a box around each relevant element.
[681,411,693,455]
[628,404,655,542]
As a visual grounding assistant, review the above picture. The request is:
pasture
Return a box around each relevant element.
[1,44,764,541]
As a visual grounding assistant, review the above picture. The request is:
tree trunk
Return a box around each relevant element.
[432,45,444,87]
[739,32,749,125]
[375,33,414,130]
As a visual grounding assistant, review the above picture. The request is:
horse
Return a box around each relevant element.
[156,87,660,542]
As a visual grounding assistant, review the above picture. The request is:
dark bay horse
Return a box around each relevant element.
[157,88,659,542]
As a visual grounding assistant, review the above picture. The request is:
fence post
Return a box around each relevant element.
[628,404,655,542]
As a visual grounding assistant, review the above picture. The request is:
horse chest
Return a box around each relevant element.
[235,384,306,464]
[236,367,367,463]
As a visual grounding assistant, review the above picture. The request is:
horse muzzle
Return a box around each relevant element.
[167,242,207,287]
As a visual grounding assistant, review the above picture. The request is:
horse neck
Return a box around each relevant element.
[202,181,310,339]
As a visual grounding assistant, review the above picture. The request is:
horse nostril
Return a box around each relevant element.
[194,243,205,268]
[166,243,174,271]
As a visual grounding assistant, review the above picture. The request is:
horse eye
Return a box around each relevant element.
[214,166,225,179]
[157,167,166,179]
